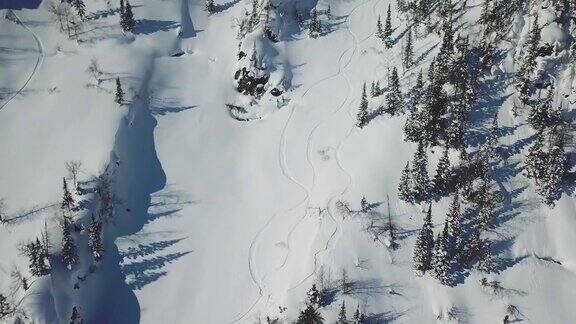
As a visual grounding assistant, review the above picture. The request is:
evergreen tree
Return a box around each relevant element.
[516,14,541,102]
[431,222,452,285]
[353,305,364,324]
[413,205,434,274]
[385,67,402,115]
[337,300,347,324]
[121,1,136,32]
[120,0,125,14]
[88,216,104,261]
[412,142,431,202]
[445,192,462,257]
[62,178,75,212]
[384,5,393,48]
[403,27,414,69]
[250,0,260,29]
[72,0,86,19]
[0,294,11,317]
[398,162,414,203]
[477,239,493,273]
[435,18,454,84]
[376,15,385,42]
[524,132,547,182]
[433,146,451,196]
[422,59,448,145]
[26,238,50,276]
[528,86,553,131]
[61,217,77,269]
[541,140,568,206]
[309,9,322,38]
[205,0,215,13]
[297,304,324,324]
[446,96,467,149]
[404,71,425,142]
[307,284,321,309]
[357,83,369,128]
[115,77,124,104]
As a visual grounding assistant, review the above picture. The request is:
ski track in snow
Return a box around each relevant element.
[286,0,388,292]
[0,12,44,112]
[231,1,376,321]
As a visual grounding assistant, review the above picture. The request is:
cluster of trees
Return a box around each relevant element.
[295,286,366,324]
[512,13,570,206]
[234,44,270,97]
[24,163,113,278]
[48,0,86,39]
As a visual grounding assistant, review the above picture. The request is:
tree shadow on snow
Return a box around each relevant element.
[136,19,180,35]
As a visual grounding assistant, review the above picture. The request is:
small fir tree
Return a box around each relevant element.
[115,77,124,104]
[431,222,452,285]
[385,67,402,115]
[88,216,104,261]
[61,217,77,269]
[434,146,451,196]
[412,142,432,202]
[398,162,414,203]
[357,83,369,128]
[384,4,393,48]
[413,205,435,274]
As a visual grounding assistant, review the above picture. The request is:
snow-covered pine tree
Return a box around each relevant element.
[403,27,414,69]
[404,71,425,142]
[120,0,125,14]
[541,136,568,206]
[385,67,402,115]
[413,204,434,275]
[61,216,77,269]
[398,162,414,203]
[376,15,385,42]
[121,1,136,32]
[249,0,260,29]
[384,5,393,48]
[434,146,451,196]
[26,238,50,276]
[446,96,467,149]
[527,86,553,131]
[515,14,541,103]
[72,0,86,19]
[353,305,365,324]
[88,216,104,261]
[205,0,215,14]
[62,178,75,212]
[297,304,324,324]
[307,284,321,309]
[357,83,369,128]
[431,222,452,285]
[115,77,124,104]
[445,191,462,257]
[423,58,448,145]
[477,239,493,273]
[435,17,454,85]
[0,294,11,317]
[412,142,431,202]
[337,300,347,324]
[524,131,548,182]
[122,3,134,30]
[309,9,322,38]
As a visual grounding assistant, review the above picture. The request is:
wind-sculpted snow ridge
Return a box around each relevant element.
[1,0,576,323]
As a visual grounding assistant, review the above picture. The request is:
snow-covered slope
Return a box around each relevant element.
[1,0,576,323]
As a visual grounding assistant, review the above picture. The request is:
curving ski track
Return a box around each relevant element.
[231,1,379,321]
[0,12,44,112]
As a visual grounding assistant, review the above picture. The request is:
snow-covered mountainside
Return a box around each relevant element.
[1,0,576,323]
